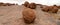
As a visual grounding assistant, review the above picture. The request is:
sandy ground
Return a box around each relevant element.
[0,5,60,25]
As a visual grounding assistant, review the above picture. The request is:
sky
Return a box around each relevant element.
[0,0,60,6]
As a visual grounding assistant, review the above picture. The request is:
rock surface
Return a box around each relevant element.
[0,5,60,25]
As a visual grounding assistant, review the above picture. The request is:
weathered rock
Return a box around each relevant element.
[27,3,36,9]
[41,6,49,12]
[57,6,60,9]
[23,1,29,7]
[22,8,36,24]
[58,18,60,20]
[41,5,58,13]
[51,6,58,13]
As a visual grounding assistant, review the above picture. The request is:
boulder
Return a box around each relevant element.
[27,3,36,9]
[22,8,36,24]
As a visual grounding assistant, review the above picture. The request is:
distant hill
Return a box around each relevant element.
[0,2,18,6]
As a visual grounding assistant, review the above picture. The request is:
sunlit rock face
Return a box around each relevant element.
[22,8,36,24]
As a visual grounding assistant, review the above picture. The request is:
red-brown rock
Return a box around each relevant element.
[27,3,36,9]
[41,5,58,13]
[41,6,49,12]
[23,1,29,7]
[22,8,36,24]
[51,6,58,13]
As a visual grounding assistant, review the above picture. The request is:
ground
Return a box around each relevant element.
[0,5,60,25]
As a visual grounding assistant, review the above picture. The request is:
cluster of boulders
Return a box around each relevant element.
[22,1,36,9]
[22,1,60,24]
[41,5,60,13]
[22,1,36,24]
[0,2,18,6]
[23,1,60,13]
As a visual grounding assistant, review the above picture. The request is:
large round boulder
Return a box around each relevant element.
[22,8,36,24]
